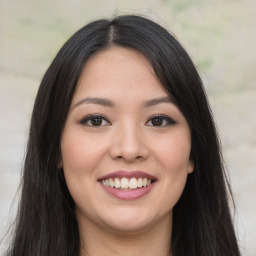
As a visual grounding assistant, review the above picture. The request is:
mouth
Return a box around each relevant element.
[100,177,156,190]
[98,171,157,200]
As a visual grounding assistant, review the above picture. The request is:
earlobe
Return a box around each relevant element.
[57,158,63,169]
[187,160,194,174]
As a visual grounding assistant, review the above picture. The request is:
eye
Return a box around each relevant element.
[79,114,111,127]
[146,115,177,127]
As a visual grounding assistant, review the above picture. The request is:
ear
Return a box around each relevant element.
[57,158,63,169]
[187,160,194,174]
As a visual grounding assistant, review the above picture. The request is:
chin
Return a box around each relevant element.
[100,207,166,234]
[105,219,153,234]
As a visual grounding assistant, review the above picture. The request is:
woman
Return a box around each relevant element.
[4,15,240,255]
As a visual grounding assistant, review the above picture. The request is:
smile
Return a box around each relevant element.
[101,177,153,190]
[98,171,157,200]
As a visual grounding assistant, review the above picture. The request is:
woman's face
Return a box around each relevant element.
[61,47,193,234]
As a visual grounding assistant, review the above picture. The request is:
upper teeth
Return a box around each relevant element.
[101,177,152,189]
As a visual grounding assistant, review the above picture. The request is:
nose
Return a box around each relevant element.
[109,123,149,163]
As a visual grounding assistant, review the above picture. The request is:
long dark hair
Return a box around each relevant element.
[4,15,240,256]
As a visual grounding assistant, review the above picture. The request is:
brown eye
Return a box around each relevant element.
[146,115,177,127]
[90,117,103,126]
[151,118,163,126]
[79,115,110,127]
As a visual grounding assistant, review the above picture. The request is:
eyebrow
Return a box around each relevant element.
[143,96,174,107]
[72,96,174,109]
[72,97,115,109]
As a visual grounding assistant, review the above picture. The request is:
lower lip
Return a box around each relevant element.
[100,182,156,200]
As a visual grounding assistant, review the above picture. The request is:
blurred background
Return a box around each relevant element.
[0,0,255,255]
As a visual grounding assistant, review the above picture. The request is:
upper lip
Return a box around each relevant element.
[98,171,157,181]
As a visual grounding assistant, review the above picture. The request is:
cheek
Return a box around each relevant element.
[61,131,106,175]
[153,134,192,206]
[156,134,192,172]
[60,131,106,206]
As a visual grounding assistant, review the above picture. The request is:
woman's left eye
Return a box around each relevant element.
[146,115,177,127]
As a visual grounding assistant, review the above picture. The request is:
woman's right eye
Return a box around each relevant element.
[79,115,111,127]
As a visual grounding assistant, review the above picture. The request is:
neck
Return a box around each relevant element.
[79,215,172,256]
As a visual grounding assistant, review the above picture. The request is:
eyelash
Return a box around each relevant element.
[79,114,111,126]
[146,114,177,127]
[79,114,177,127]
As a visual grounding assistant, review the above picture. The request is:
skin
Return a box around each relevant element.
[61,47,194,256]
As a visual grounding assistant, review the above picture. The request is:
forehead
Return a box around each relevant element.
[81,46,154,79]
[73,47,168,103]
